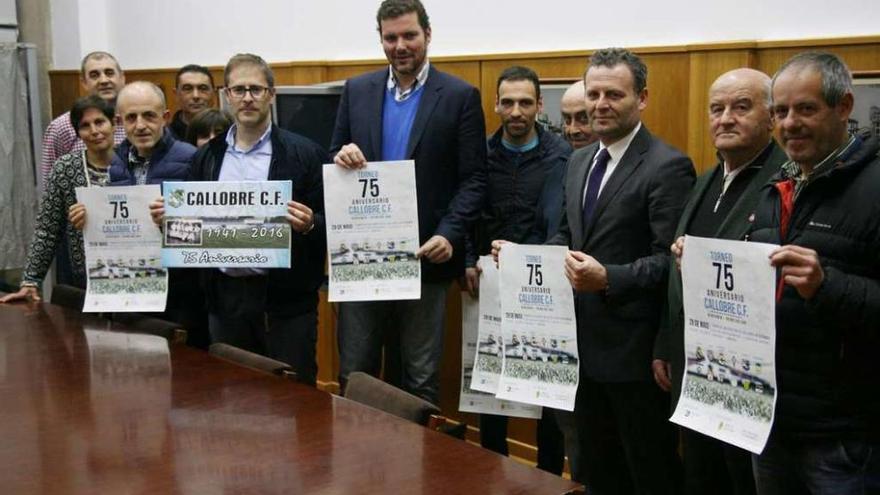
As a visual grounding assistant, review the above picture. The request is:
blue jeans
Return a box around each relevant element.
[337,281,449,404]
[753,434,873,495]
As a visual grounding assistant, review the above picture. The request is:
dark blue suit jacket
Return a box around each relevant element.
[330,65,487,282]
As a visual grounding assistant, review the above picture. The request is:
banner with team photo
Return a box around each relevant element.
[76,185,168,312]
[496,244,579,411]
[323,161,420,302]
[459,284,541,418]
[161,181,292,268]
[670,235,779,454]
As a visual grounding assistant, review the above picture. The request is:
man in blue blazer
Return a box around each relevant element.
[330,0,487,404]
[657,68,786,495]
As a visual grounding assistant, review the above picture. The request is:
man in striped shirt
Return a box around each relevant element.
[40,51,127,186]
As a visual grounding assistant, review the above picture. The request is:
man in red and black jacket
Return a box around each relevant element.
[746,51,878,495]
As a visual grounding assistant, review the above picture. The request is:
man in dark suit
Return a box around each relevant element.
[499,47,694,494]
[655,68,787,495]
[330,0,486,404]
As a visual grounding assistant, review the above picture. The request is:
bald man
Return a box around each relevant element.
[559,81,596,149]
[655,68,789,495]
[109,82,203,344]
[110,81,194,185]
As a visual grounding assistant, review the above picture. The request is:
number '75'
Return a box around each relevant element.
[712,262,734,291]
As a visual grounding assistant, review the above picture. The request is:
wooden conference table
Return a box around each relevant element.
[0,299,579,494]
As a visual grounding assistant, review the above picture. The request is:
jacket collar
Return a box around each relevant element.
[488,124,549,155]
[769,135,873,185]
[115,128,176,166]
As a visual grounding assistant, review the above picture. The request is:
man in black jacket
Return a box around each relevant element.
[464,65,570,474]
[495,48,694,494]
[744,51,878,495]
[557,48,694,495]
[152,54,326,385]
[169,64,216,142]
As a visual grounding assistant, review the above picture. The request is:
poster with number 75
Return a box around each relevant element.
[671,235,779,454]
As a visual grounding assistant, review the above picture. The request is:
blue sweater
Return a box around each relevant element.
[381,86,424,161]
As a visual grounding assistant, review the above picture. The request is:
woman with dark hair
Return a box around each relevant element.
[0,95,122,302]
[185,109,233,147]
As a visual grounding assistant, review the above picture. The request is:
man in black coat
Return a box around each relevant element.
[495,47,695,494]
[464,65,571,475]
[743,51,878,495]
[151,54,326,385]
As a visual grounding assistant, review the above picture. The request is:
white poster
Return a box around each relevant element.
[670,235,779,454]
[459,287,541,418]
[323,161,421,302]
[496,245,579,411]
[470,256,504,394]
[76,185,168,312]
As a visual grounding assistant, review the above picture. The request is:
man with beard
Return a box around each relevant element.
[330,0,486,404]
[464,65,570,474]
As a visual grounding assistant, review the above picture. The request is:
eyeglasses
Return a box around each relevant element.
[227,85,270,99]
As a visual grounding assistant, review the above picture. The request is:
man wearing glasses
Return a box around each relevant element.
[157,53,327,385]
[170,64,216,142]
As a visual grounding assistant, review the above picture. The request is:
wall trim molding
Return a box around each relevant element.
[48,35,880,75]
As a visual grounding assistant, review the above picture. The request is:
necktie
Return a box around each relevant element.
[582,148,611,229]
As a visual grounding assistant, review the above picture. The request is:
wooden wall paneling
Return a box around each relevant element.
[325,62,386,83]
[686,49,757,174]
[272,64,328,86]
[639,52,691,155]
[438,286,467,420]
[48,71,81,119]
[316,289,340,393]
[756,41,880,78]
[431,60,481,88]
[290,65,329,85]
